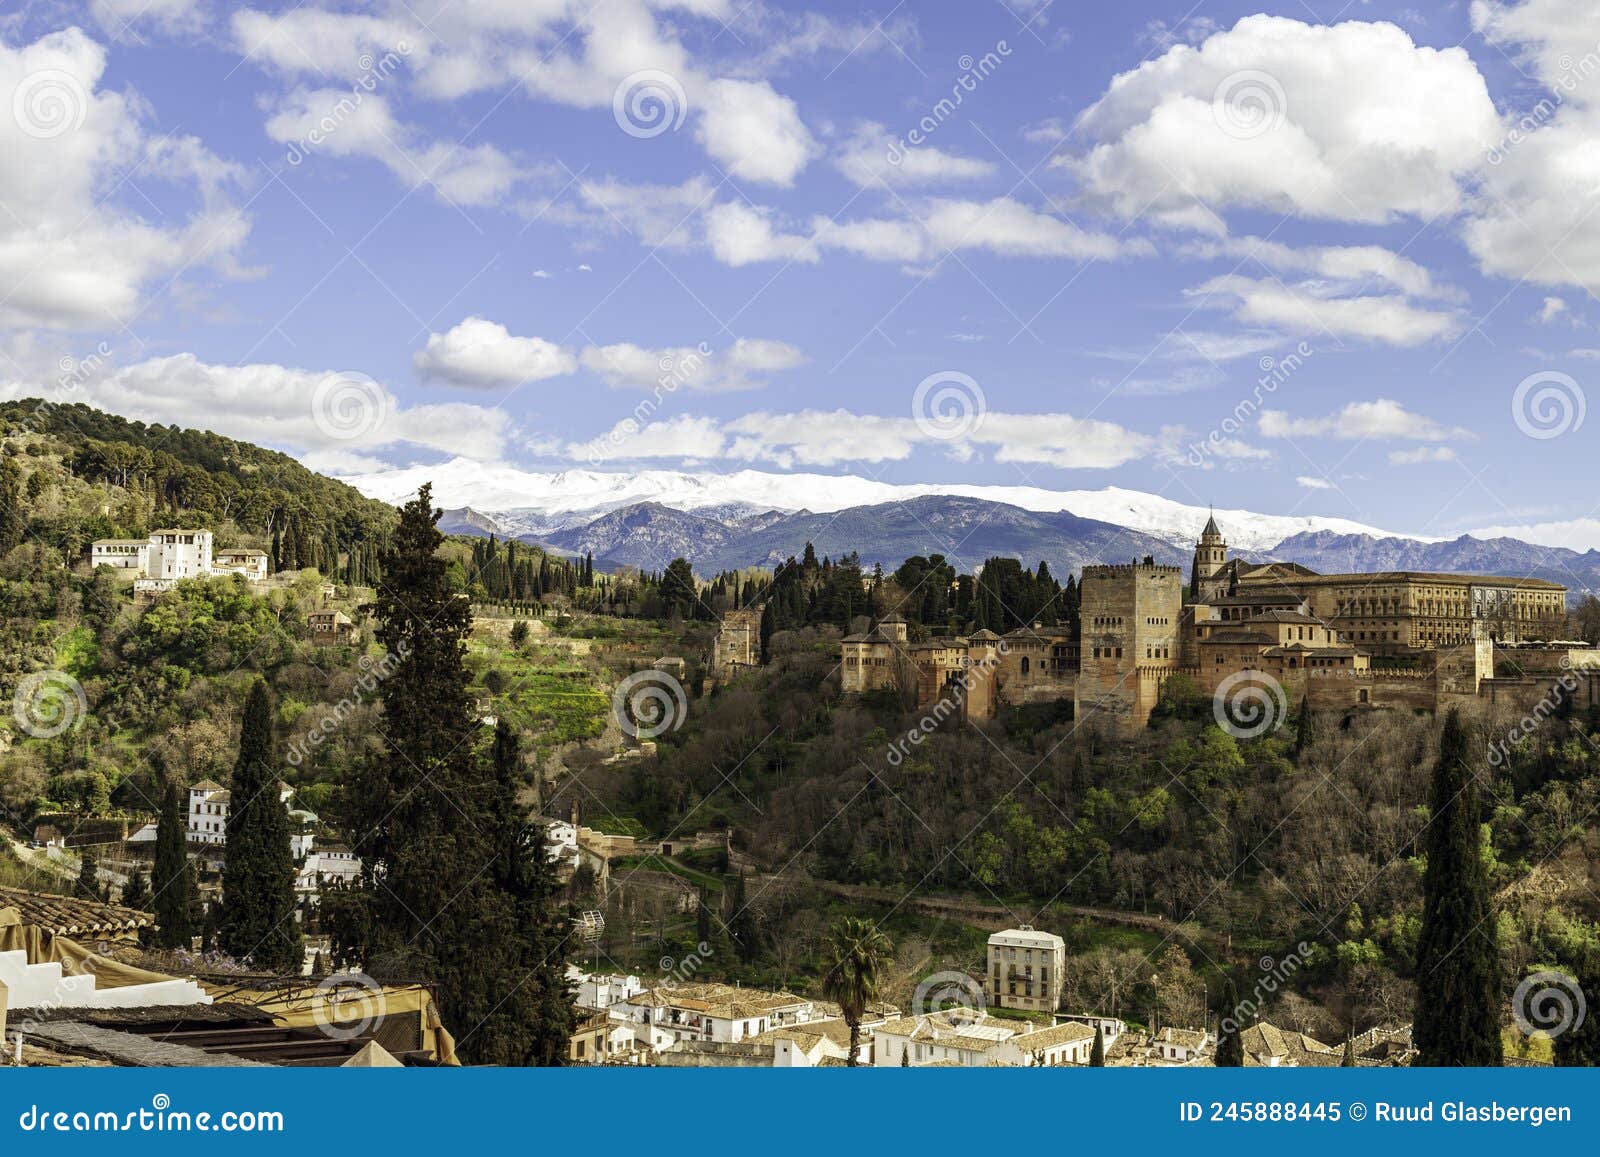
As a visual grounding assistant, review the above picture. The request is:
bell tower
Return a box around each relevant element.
[1190,511,1228,599]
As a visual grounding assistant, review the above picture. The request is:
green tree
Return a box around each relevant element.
[0,455,23,555]
[1553,956,1600,1066]
[1090,1025,1105,1067]
[120,866,151,911]
[76,848,101,901]
[1342,1034,1356,1067]
[509,619,530,648]
[152,780,194,949]
[219,680,302,973]
[820,917,892,1067]
[1413,709,1503,1066]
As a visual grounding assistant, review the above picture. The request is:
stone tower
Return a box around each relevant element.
[1190,511,1227,600]
[1074,560,1182,737]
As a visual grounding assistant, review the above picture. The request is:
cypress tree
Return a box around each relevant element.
[1214,978,1245,1067]
[1413,709,1503,1066]
[1342,1034,1356,1067]
[1293,695,1315,757]
[152,781,194,949]
[219,680,302,973]
[1090,1025,1105,1067]
[481,719,575,1065]
[332,485,572,1064]
[1554,956,1600,1065]
[76,848,101,901]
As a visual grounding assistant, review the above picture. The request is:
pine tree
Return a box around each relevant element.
[1090,1025,1105,1067]
[152,781,194,949]
[1342,1034,1356,1066]
[76,848,101,901]
[219,680,302,973]
[1413,709,1503,1066]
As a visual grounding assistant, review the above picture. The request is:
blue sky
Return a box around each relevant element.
[3,1,1600,544]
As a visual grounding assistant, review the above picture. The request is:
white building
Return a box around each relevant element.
[188,778,295,845]
[89,530,270,587]
[296,844,361,895]
[873,1007,1098,1067]
[568,965,644,1011]
[214,547,270,581]
[612,983,815,1048]
[988,924,1066,1012]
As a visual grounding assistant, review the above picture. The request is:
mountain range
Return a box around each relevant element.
[398,465,1600,598]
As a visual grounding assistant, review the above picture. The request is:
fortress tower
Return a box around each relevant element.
[1074,559,1182,737]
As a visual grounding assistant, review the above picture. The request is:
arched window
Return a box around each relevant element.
[1021,656,1030,675]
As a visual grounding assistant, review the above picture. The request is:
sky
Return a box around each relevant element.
[2,1,1600,545]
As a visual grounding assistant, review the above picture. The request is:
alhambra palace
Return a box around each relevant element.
[830,515,1598,736]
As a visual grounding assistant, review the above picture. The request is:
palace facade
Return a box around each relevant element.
[839,515,1587,738]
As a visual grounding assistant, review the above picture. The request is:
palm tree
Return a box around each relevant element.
[820,917,892,1067]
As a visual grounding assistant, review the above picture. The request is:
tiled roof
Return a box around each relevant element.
[0,886,153,936]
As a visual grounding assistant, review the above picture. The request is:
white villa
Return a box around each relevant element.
[89,530,270,592]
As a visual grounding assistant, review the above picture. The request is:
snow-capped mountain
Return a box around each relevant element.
[343,458,1420,553]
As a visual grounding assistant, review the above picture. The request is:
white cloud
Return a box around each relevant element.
[718,408,1158,469]
[571,176,716,247]
[1069,15,1499,227]
[696,78,819,186]
[92,0,206,35]
[922,197,1135,261]
[29,352,514,463]
[569,414,729,462]
[1181,236,1448,298]
[235,3,823,189]
[1189,275,1461,345]
[414,318,578,389]
[834,122,996,187]
[1537,295,1570,324]
[1389,446,1458,464]
[580,337,804,391]
[1296,475,1334,490]
[0,27,252,331]
[809,215,927,263]
[1260,399,1472,441]
[704,201,817,266]
[264,89,523,207]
